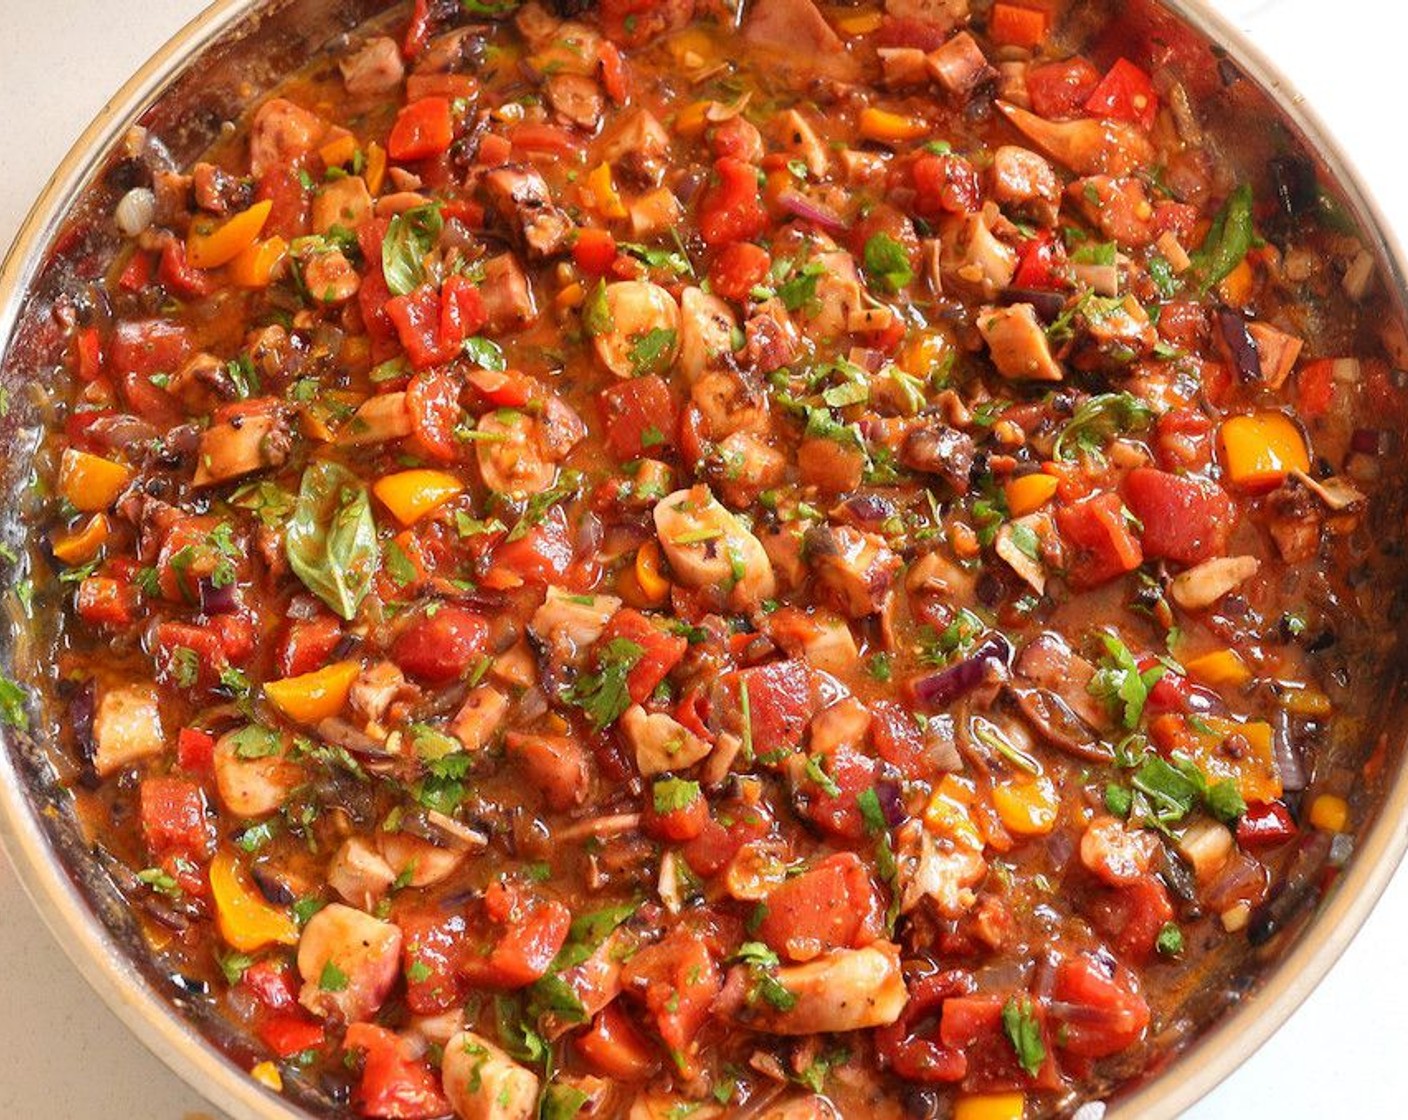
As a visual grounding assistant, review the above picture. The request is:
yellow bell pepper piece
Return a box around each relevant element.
[992,773,1060,837]
[58,448,132,512]
[674,100,712,138]
[556,282,586,311]
[836,10,884,34]
[1004,472,1059,517]
[318,132,358,169]
[924,774,984,851]
[187,199,273,269]
[365,140,388,196]
[264,660,361,725]
[1218,412,1309,492]
[635,540,670,606]
[1309,793,1349,833]
[1217,257,1255,308]
[859,106,930,143]
[587,162,628,220]
[52,512,110,566]
[1185,648,1252,688]
[373,469,464,526]
[1280,685,1332,717]
[210,849,299,952]
[1181,717,1281,804]
[899,332,951,379]
[250,1061,284,1092]
[228,236,288,289]
[954,1093,1025,1120]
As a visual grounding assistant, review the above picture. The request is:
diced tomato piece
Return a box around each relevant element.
[1237,800,1299,849]
[242,959,299,1011]
[797,743,879,841]
[1152,407,1214,472]
[875,16,951,51]
[620,931,721,1065]
[642,780,708,842]
[459,899,570,989]
[386,279,485,371]
[388,97,453,162]
[598,40,631,104]
[758,852,883,961]
[1026,57,1102,119]
[75,577,140,626]
[139,777,213,859]
[599,0,687,47]
[598,375,678,460]
[708,241,771,303]
[1152,200,1199,240]
[397,908,468,1015]
[1011,230,1067,290]
[177,727,216,773]
[74,327,103,381]
[465,368,534,409]
[344,1023,450,1120]
[257,1013,326,1059]
[1296,358,1337,419]
[1056,491,1144,588]
[508,122,582,157]
[911,153,982,217]
[697,157,767,248]
[476,132,513,167]
[153,621,229,690]
[491,506,575,585]
[1049,954,1151,1058]
[940,994,1062,1091]
[256,166,311,240]
[990,3,1050,49]
[405,369,464,462]
[870,700,934,779]
[681,802,772,877]
[875,969,974,1083]
[573,227,618,276]
[718,659,817,757]
[1083,58,1159,131]
[212,613,256,665]
[576,1004,659,1078]
[278,615,344,677]
[597,608,688,704]
[391,606,488,683]
[1122,467,1233,566]
[1085,874,1173,961]
[110,319,194,380]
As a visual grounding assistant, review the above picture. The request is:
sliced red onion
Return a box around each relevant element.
[874,778,908,827]
[909,633,1013,709]
[777,190,848,233]
[1215,306,1262,382]
[839,493,896,528]
[1271,708,1306,792]
[198,577,238,615]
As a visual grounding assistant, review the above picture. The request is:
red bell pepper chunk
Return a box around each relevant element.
[572,227,618,276]
[1011,230,1067,291]
[241,959,299,1011]
[508,122,582,158]
[576,1005,658,1079]
[708,240,771,303]
[1026,56,1102,119]
[118,249,154,292]
[344,1023,450,1120]
[459,898,571,989]
[257,1013,326,1059]
[387,97,454,162]
[1237,800,1299,849]
[157,239,216,298]
[1083,57,1160,131]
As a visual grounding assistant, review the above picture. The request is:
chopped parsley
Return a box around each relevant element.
[565,638,644,732]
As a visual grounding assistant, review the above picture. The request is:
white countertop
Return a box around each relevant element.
[1,1,1402,1117]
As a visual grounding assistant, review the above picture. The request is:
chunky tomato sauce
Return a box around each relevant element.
[15,0,1408,1117]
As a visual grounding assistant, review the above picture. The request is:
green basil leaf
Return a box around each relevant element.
[285,460,379,620]
[1189,183,1254,293]
[381,203,444,297]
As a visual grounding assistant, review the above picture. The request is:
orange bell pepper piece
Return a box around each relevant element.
[187,199,273,269]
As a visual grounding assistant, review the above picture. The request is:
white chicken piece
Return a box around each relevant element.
[978,304,1064,381]
[212,727,303,818]
[894,819,986,917]
[377,830,468,889]
[442,1031,540,1120]
[339,36,405,95]
[591,281,681,378]
[773,109,829,178]
[327,836,397,911]
[653,485,776,610]
[92,683,164,777]
[249,97,326,178]
[340,392,413,446]
[989,145,1060,227]
[620,704,711,776]
[806,524,901,618]
[192,413,288,487]
[449,685,510,752]
[940,209,1017,298]
[743,0,858,81]
[747,943,908,1034]
[529,587,622,667]
[678,286,736,384]
[297,903,402,1022]
[996,100,1155,177]
[1170,555,1260,611]
[313,176,373,234]
[473,409,565,496]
